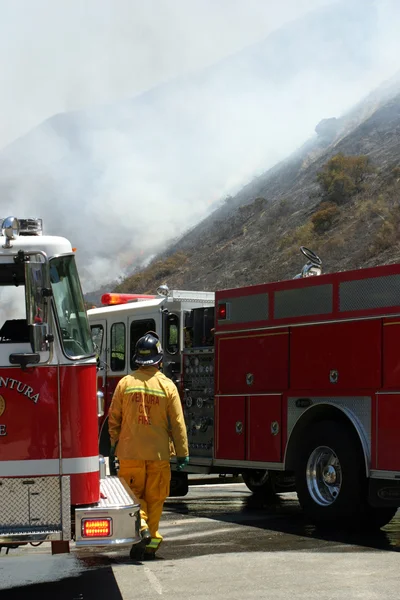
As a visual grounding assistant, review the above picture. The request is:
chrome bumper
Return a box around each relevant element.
[75,477,141,548]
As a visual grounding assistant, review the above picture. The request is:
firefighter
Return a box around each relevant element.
[108,331,189,560]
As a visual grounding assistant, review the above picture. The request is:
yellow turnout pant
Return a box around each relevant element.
[119,459,171,546]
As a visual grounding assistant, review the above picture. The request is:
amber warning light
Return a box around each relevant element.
[101,293,156,306]
[82,518,112,538]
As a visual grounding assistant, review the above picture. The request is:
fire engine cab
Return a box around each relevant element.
[90,247,400,528]
[0,216,141,555]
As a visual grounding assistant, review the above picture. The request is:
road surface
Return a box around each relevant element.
[1,479,400,599]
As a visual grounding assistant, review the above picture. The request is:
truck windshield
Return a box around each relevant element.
[50,255,94,358]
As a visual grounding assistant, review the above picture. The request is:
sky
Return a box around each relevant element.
[1,0,400,292]
[0,0,333,149]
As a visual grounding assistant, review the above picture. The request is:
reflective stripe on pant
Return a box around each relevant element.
[119,459,171,543]
[145,538,163,555]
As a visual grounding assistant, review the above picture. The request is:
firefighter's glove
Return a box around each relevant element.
[176,456,190,471]
[109,444,119,475]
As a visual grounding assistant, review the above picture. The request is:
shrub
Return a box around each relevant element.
[269,198,290,221]
[317,153,373,204]
[325,174,356,205]
[279,221,314,250]
[323,233,345,252]
[356,194,391,223]
[311,203,340,234]
[369,221,397,255]
[254,197,267,210]
[391,166,400,181]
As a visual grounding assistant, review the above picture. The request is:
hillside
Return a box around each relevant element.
[0,0,386,291]
[114,85,400,297]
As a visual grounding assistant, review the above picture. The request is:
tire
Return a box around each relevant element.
[295,420,368,528]
[270,472,296,494]
[169,471,189,497]
[363,506,397,529]
[242,470,276,499]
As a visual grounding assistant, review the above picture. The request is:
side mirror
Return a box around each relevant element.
[25,258,53,354]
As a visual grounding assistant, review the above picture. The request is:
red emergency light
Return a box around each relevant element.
[101,293,156,306]
[217,303,227,320]
[81,518,112,538]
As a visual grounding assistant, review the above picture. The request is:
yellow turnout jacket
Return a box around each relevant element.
[108,366,189,461]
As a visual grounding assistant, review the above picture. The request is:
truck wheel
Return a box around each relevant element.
[295,420,367,527]
[363,506,397,529]
[169,472,189,497]
[242,470,276,499]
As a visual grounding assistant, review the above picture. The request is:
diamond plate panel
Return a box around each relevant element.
[287,396,371,451]
[274,284,332,319]
[340,274,400,312]
[218,293,268,324]
[61,476,71,539]
[0,476,62,535]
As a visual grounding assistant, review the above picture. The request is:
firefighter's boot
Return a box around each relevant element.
[129,543,145,561]
[129,527,152,561]
[140,527,152,545]
[143,538,162,560]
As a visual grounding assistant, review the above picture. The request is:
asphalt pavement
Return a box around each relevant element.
[1,480,400,599]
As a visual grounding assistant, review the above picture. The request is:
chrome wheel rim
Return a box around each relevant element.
[306,445,342,506]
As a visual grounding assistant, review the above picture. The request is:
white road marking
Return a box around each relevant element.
[166,526,234,541]
[144,565,163,595]
[162,517,213,527]
[189,483,246,488]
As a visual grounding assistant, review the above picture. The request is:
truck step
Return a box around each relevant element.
[98,476,137,508]
[0,525,62,542]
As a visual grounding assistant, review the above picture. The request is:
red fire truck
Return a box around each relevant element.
[0,216,141,555]
[89,247,400,528]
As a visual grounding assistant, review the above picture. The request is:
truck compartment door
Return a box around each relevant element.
[376,393,400,471]
[383,318,400,388]
[290,320,381,390]
[216,329,289,395]
[215,396,245,460]
[247,394,282,462]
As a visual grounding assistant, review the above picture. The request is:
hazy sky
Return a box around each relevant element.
[0,0,333,148]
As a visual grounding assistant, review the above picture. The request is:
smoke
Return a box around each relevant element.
[0,0,335,148]
[0,286,26,328]
[1,0,400,291]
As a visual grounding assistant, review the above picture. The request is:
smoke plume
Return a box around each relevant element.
[0,0,400,291]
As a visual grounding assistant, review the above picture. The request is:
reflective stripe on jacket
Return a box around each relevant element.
[108,366,189,461]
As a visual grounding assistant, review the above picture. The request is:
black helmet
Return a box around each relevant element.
[134,331,163,366]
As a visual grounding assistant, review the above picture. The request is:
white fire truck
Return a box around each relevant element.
[88,287,215,495]
[90,246,400,529]
[0,216,141,555]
